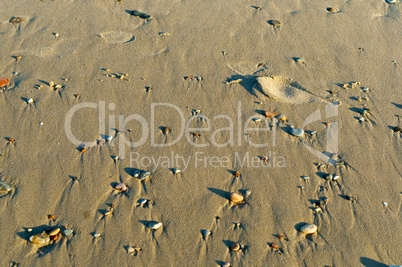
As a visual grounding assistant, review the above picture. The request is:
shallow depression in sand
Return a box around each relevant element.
[100,31,135,44]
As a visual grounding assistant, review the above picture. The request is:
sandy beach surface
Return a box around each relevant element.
[0,0,401,266]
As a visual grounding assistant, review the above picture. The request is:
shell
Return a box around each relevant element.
[268,20,281,27]
[172,168,182,174]
[277,114,287,121]
[29,233,51,244]
[300,224,318,234]
[27,98,33,104]
[63,229,73,236]
[136,170,151,180]
[93,233,101,238]
[290,128,304,137]
[264,111,277,118]
[332,175,340,181]
[230,242,243,251]
[270,243,280,250]
[127,246,135,253]
[0,77,10,88]
[233,171,240,177]
[253,118,262,122]
[48,228,60,236]
[230,192,244,204]
[147,221,163,230]
[300,176,310,180]
[221,263,231,267]
[325,174,333,181]
[129,10,151,19]
[293,57,305,63]
[10,17,23,23]
[114,183,127,192]
[0,181,13,192]
[326,7,337,12]
[201,229,212,238]
[105,135,113,141]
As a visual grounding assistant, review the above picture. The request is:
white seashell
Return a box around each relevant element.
[29,233,51,244]
[290,128,304,137]
[63,229,73,236]
[325,174,333,181]
[105,135,113,141]
[127,246,135,253]
[382,202,388,207]
[93,233,101,238]
[385,0,396,3]
[300,224,318,234]
[290,125,294,128]
[27,98,33,104]
[111,155,119,160]
[221,263,231,267]
[332,175,340,181]
[147,221,162,230]
[114,183,127,192]
[358,117,365,122]
[253,118,262,122]
[310,130,317,135]
[138,199,148,205]
[300,176,310,180]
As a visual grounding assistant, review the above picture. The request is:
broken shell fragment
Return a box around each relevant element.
[29,233,51,245]
[326,7,338,12]
[10,17,24,23]
[0,77,10,88]
[277,114,287,121]
[264,111,277,118]
[290,128,304,137]
[93,233,101,238]
[27,98,33,104]
[46,228,60,236]
[221,262,231,267]
[332,175,340,181]
[147,221,163,230]
[300,176,310,180]
[133,170,151,180]
[225,78,242,85]
[299,224,318,234]
[268,20,281,27]
[172,168,182,175]
[325,174,333,181]
[230,192,244,204]
[0,181,13,192]
[230,242,244,251]
[129,10,151,19]
[114,183,128,192]
[201,229,212,239]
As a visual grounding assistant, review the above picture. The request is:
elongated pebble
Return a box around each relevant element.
[300,224,317,234]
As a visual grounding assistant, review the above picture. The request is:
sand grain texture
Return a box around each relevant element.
[0,0,401,266]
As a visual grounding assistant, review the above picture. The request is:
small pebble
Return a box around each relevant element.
[63,229,73,236]
[300,176,310,180]
[290,128,304,137]
[382,202,388,207]
[93,233,101,238]
[332,175,340,181]
[310,131,317,135]
[299,224,318,234]
[268,20,281,27]
[27,98,33,104]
